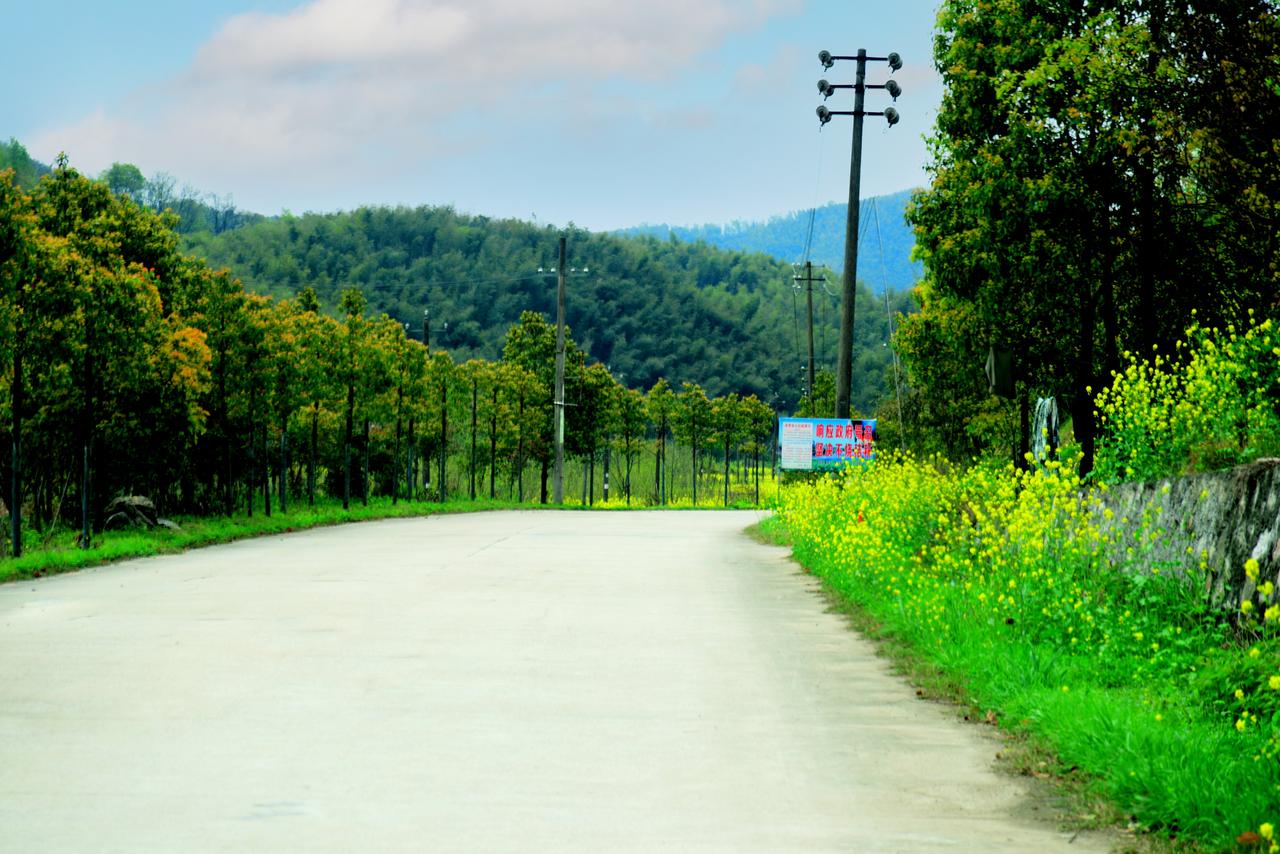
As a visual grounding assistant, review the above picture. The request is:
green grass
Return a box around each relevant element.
[774,461,1280,852]
[1,490,773,585]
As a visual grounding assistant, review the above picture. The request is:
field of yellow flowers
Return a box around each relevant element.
[775,454,1279,850]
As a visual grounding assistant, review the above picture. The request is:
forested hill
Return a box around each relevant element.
[183,206,912,415]
[614,190,922,293]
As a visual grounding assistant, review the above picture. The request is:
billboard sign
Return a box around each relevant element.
[778,417,876,471]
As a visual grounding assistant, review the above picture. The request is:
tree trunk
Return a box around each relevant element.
[406,417,415,502]
[263,423,271,518]
[489,387,497,500]
[362,417,370,506]
[723,438,730,507]
[394,383,403,506]
[517,392,525,503]
[691,439,698,506]
[469,378,478,501]
[654,427,662,504]
[279,425,288,514]
[1077,281,1098,477]
[309,404,318,507]
[343,383,355,510]
[10,347,22,558]
[439,379,448,503]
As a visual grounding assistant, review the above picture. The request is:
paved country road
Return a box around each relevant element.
[0,511,1108,852]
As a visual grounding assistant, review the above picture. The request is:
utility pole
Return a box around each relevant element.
[816,49,902,418]
[553,234,568,504]
[794,261,824,410]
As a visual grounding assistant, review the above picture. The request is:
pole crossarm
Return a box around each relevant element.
[812,47,903,418]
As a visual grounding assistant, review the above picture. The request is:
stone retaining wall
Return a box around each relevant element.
[1093,459,1280,609]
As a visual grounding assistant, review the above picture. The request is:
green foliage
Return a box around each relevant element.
[99,162,146,200]
[0,139,49,189]
[777,455,1280,847]
[183,205,912,417]
[905,0,1280,471]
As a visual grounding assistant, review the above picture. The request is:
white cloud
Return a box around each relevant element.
[28,0,797,210]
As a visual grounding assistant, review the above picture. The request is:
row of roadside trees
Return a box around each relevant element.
[0,162,776,556]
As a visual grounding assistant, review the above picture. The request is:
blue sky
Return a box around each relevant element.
[3,0,944,231]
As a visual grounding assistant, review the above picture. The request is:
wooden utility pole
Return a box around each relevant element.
[794,261,823,409]
[553,235,567,505]
[817,48,901,417]
[835,50,868,420]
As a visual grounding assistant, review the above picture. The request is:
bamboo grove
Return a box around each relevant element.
[0,163,777,556]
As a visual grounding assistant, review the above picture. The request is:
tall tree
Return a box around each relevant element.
[673,382,712,506]
[646,378,676,504]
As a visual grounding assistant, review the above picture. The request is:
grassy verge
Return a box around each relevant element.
[0,497,520,584]
[1,495,769,585]
[755,513,1146,847]
[772,456,1280,852]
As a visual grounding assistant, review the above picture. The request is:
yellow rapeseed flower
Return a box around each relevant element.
[1247,558,1261,581]
[1270,675,1280,691]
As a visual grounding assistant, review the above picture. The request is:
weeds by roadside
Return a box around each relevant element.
[773,455,1280,851]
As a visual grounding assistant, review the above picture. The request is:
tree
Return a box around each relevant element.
[711,393,745,506]
[99,163,146,200]
[568,361,619,505]
[615,386,648,505]
[339,288,367,509]
[740,394,775,505]
[502,310,583,503]
[907,0,1279,470]
[673,381,712,506]
[0,170,32,553]
[646,378,676,504]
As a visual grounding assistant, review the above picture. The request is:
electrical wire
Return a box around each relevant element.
[871,197,906,450]
[425,271,552,291]
[792,287,801,362]
[799,124,831,266]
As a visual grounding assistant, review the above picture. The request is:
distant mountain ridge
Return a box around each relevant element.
[615,189,922,294]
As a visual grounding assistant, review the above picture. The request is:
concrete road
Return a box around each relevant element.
[0,511,1106,852]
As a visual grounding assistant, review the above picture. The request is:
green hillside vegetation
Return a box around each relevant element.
[0,139,50,189]
[182,205,914,416]
[615,190,922,293]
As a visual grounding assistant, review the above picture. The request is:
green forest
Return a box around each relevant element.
[181,203,913,415]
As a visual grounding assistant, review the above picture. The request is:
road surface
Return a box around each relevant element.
[0,511,1107,851]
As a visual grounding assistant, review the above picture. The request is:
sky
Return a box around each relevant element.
[3,0,944,232]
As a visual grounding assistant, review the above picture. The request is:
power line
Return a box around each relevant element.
[871,197,905,450]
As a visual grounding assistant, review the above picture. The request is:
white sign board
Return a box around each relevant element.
[779,418,814,471]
